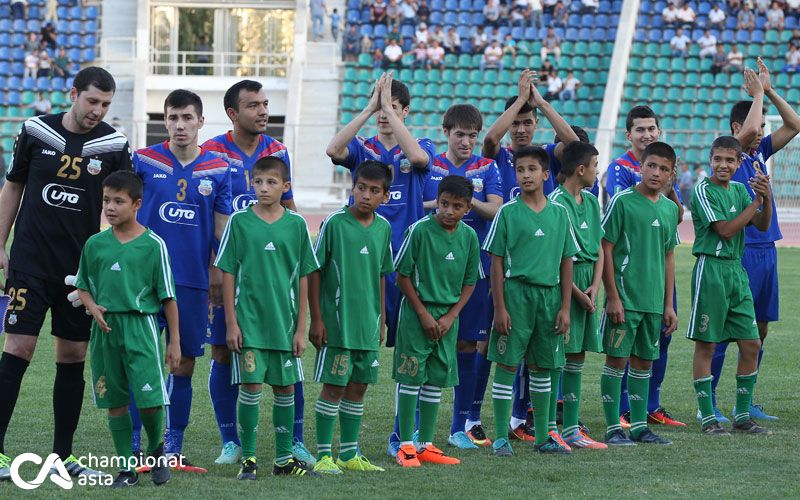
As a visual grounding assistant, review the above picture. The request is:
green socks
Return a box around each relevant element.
[238,389,262,459]
[548,369,562,433]
[627,368,651,438]
[694,375,716,427]
[273,393,295,465]
[338,399,363,461]
[397,384,419,443]
[734,371,757,423]
[139,407,165,454]
[561,361,584,438]
[108,413,134,471]
[315,398,339,459]
[492,367,516,442]
[418,385,442,446]
[601,365,624,436]
[529,370,552,446]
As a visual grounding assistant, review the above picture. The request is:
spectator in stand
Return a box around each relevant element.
[544,69,563,100]
[511,2,529,27]
[662,3,680,27]
[553,0,570,26]
[383,38,403,68]
[480,39,504,70]
[343,25,361,61]
[581,0,599,14]
[766,1,785,29]
[371,0,388,24]
[11,0,27,20]
[530,0,544,29]
[698,29,718,57]
[41,23,57,50]
[540,27,562,61]
[25,33,40,55]
[737,4,756,30]
[31,91,51,116]
[330,8,341,41]
[543,0,558,13]
[559,70,581,100]
[431,25,445,44]
[727,0,741,13]
[23,50,38,80]
[427,39,445,69]
[755,0,769,14]
[53,47,70,77]
[677,3,697,27]
[671,27,691,57]
[416,0,430,23]
[540,58,554,81]
[503,34,519,56]
[386,0,402,28]
[362,33,373,54]
[444,27,461,53]
[708,4,727,29]
[788,0,800,18]
[415,22,430,44]
[473,26,489,54]
[711,44,729,74]
[387,24,402,42]
[372,47,383,68]
[484,0,502,27]
[727,43,744,71]
[399,0,417,24]
[411,41,428,68]
[37,50,51,78]
[44,0,58,24]
[784,44,800,71]
[311,0,327,41]
[678,162,693,209]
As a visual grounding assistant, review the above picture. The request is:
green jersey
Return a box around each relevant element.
[76,228,175,314]
[691,178,753,260]
[215,207,319,351]
[602,187,678,314]
[549,186,604,263]
[314,207,394,351]
[483,198,580,286]
[394,215,481,305]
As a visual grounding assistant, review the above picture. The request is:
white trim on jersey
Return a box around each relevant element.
[25,116,67,152]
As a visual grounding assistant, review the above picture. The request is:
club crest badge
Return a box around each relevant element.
[198,179,213,196]
[87,158,102,175]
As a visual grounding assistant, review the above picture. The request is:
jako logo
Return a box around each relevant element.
[159,201,199,226]
[10,453,73,490]
[42,183,83,211]
[233,194,257,211]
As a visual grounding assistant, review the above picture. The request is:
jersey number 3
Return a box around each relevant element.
[176,178,188,201]
[57,155,82,180]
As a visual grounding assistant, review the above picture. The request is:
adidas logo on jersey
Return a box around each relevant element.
[445,252,455,260]
[110,262,121,271]
[534,229,545,237]
[371,360,380,368]
[284,359,293,368]
[563,392,578,402]
[651,219,661,227]
[265,242,276,251]
[141,383,152,392]
[152,173,167,179]
[580,221,589,229]
[629,394,643,401]
[360,246,369,255]
[601,394,614,403]
[737,387,750,395]
[696,390,709,398]
[730,205,737,213]
[274,426,290,434]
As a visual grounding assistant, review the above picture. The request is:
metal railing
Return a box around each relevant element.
[148,49,291,77]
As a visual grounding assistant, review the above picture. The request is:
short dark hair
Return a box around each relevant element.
[554,125,590,144]
[710,135,743,157]
[438,175,473,201]
[560,141,599,177]
[102,171,142,201]
[641,141,677,166]
[72,66,116,94]
[513,145,550,169]
[253,156,289,181]
[504,96,537,119]
[354,160,393,191]
[442,104,482,132]
[626,105,660,131]
[224,80,263,113]
[729,100,766,132]
[164,89,203,117]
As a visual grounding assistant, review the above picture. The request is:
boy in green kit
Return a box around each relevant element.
[548,142,608,450]
[309,161,394,474]
[485,146,579,457]
[688,136,772,436]
[214,157,320,480]
[600,141,679,446]
[76,171,180,488]
[392,175,482,468]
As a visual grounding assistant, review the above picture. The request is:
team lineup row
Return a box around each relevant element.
[0,59,796,486]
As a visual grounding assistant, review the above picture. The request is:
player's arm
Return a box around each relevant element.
[380,275,386,345]
[222,271,242,353]
[481,70,534,159]
[0,181,25,279]
[601,238,624,324]
[379,74,429,169]
[293,275,309,357]
[757,58,800,152]
[77,289,111,333]
[326,74,384,163]
[662,250,677,335]
[735,68,764,150]
[162,298,181,372]
[710,178,771,237]
[530,83,579,158]
[471,194,502,220]
[490,253,511,334]
[308,271,326,349]
[748,173,773,231]
[554,257,572,335]
[397,272,440,339]
[588,247,604,308]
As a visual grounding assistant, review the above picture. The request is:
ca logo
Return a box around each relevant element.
[10,453,73,490]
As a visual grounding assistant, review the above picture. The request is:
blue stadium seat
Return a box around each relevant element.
[459,0,471,11]
[57,19,69,33]
[11,47,24,61]
[444,11,457,24]
[567,27,580,39]
[596,14,608,25]
[640,1,652,14]
[56,6,68,19]
[431,0,444,10]
[471,12,484,24]
[511,27,524,39]
[374,24,387,37]
[612,0,622,10]
[11,33,25,46]
[68,48,81,61]
[569,15,581,27]
[721,29,734,42]
[429,11,443,24]
[634,28,646,41]
[69,20,82,33]
[36,76,50,90]
[698,2,711,13]
[347,10,359,23]
[787,16,797,29]
[524,27,538,40]
[68,34,82,47]
[7,92,20,106]
[0,63,8,77]
[0,33,9,46]
[0,19,10,32]
[473,0,486,11]
[12,20,26,32]
[348,0,359,9]
[445,0,458,10]
[648,30,660,41]
[10,63,23,77]
[600,0,612,10]
[69,6,83,19]
[458,12,470,24]
[402,38,412,51]
[460,39,473,53]
[374,38,385,50]
[401,25,414,37]
[84,34,97,48]
[85,6,98,19]
[51,76,65,89]
[751,30,764,42]
[22,77,35,90]
[27,20,40,33]
[457,25,470,38]
[755,17,766,29]
[579,28,592,40]
[56,33,67,46]
[736,30,749,42]
[725,16,737,28]
[592,28,606,40]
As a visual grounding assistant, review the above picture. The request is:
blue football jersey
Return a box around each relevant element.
[606,150,680,203]
[336,135,434,253]
[731,135,782,245]
[203,131,293,211]
[134,142,232,290]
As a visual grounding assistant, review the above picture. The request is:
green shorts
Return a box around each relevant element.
[602,309,662,360]
[487,279,565,369]
[232,348,303,387]
[313,346,380,386]
[686,255,759,343]
[90,313,168,410]
[392,298,459,387]
[566,261,602,354]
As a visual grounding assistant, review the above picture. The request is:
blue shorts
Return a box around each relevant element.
[207,303,226,346]
[158,285,208,358]
[385,272,401,348]
[458,278,492,342]
[742,244,779,323]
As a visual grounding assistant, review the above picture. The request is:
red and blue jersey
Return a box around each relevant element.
[606,150,680,202]
[202,131,293,212]
[134,141,232,290]
[336,135,435,253]
[731,135,781,245]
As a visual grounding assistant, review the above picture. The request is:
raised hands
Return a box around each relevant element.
[743,67,764,98]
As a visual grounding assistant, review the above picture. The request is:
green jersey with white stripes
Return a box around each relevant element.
[690,178,753,260]
[395,214,482,305]
[314,207,394,351]
[215,206,319,351]
[602,187,679,314]
[549,186,604,263]
[483,197,580,286]
[76,228,176,313]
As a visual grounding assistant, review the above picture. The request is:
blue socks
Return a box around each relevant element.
[294,381,305,443]
[511,364,530,420]
[129,389,142,451]
[452,351,476,435]
[165,374,192,454]
[468,351,491,422]
[209,360,240,446]
[648,330,672,413]
[619,367,630,414]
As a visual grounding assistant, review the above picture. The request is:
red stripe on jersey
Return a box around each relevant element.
[193,158,229,172]
[137,147,173,166]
